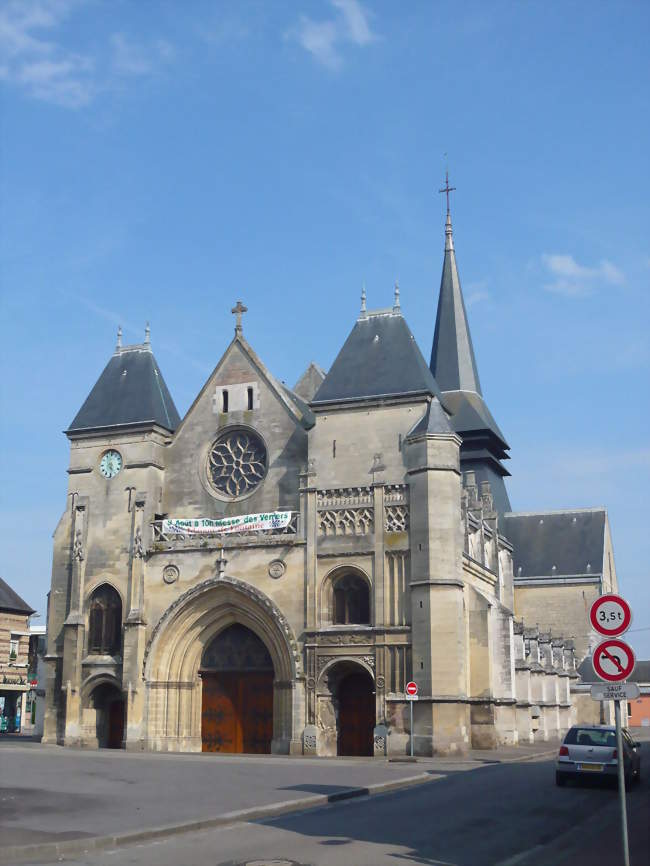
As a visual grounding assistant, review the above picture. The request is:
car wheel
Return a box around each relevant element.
[556,772,567,787]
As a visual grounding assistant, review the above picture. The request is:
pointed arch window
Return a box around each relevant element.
[88,585,122,655]
[332,574,370,625]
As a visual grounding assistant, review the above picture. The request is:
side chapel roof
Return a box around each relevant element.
[68,331,181,434]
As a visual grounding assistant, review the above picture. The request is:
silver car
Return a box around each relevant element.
[556,724,642,787]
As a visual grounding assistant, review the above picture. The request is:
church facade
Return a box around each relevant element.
[43,205,618,756]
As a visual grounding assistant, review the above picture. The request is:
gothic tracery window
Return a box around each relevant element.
[88,585,122,655]
[333,574,370,625]
[208,429,267,498]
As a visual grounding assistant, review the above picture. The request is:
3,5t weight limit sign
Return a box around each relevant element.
[590,594,632,638]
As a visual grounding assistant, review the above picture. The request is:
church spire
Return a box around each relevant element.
[430,180,482,395]
[429,175,512,516]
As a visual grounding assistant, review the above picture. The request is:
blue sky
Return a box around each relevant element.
[1,1,649,654]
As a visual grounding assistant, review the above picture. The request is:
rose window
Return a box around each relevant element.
[208,429,267,498]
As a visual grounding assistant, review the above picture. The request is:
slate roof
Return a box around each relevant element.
[0,577,35,615]
[312,310,445,406]
[503,509,606,578]
[407,398,453,436]
[441,390,509,447]
[293,362,326,402]
[68,343,181,434]
[578,657,650,684]
[430,213,482,395]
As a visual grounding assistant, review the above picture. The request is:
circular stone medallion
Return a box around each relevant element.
[162,564,179,584]
[268,559,286,579]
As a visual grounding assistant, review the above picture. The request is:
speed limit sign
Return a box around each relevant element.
[590,594,632,638]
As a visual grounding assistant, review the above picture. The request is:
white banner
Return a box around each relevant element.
[161,511,292,536]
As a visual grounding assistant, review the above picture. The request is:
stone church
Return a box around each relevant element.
[43,198,619,755]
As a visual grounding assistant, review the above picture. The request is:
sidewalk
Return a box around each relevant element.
[0,739,559,864]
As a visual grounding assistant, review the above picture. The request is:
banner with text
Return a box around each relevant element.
[161,511,293,536]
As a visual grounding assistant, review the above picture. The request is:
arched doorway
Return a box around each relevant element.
[318,661,375,757]
[337,670,375,756]
[200,624,274,753]
[90,682,124,748]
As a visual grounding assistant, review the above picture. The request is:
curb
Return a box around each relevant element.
[0,772,435,865]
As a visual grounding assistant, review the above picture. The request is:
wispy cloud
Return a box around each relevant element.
[0,0,175,108]
[541,253,624,297]
[0,0,96,107]
[111,33,174,77]
[288,0,376,70]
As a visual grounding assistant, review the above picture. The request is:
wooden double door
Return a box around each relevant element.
[201,671,274,753]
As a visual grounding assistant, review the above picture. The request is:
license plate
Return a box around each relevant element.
[577,763,603,772]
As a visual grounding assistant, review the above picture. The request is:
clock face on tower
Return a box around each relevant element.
[99,449,122,479]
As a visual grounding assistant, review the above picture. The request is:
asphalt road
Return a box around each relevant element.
[24,749,649,866]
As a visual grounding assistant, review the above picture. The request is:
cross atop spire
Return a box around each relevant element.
[231,300,248,335]
[439,169,456,215]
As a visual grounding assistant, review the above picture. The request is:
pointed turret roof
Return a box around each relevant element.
[67,330,181,434]
[312,306,444,406]
[429,197,511,513]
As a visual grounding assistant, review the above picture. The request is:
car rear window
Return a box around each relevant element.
[564,728,616,747]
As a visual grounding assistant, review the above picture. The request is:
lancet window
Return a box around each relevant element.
[88,584,122,655]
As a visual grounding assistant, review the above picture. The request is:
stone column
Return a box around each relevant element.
[123,494,147,750]
[300,463,318,629]
[62,502,88,747]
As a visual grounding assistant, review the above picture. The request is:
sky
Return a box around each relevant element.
[1,0,649,655]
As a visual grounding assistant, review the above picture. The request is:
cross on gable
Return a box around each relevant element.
[231,300,248,334]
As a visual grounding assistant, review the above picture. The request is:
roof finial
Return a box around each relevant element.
[393,279,401,313]
[231,300,248,335]
[144,322,150,344]
[116,326,122,349]
[360,283,367,317]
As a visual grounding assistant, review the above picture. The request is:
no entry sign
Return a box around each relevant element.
[405,681,418,699]
[593,638,635,682]
[590,594,632,638]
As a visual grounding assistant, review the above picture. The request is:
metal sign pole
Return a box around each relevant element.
[614,699,630,866]
[410,700,414,757]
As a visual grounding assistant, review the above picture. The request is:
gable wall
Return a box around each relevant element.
[163,342,307,518]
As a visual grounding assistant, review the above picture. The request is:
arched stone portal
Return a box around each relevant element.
[143,576,301,753]
[88,682,124,749]
[200,624,274,753]
[316,660,375,757]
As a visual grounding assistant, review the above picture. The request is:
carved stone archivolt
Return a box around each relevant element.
[143,575,302,679]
